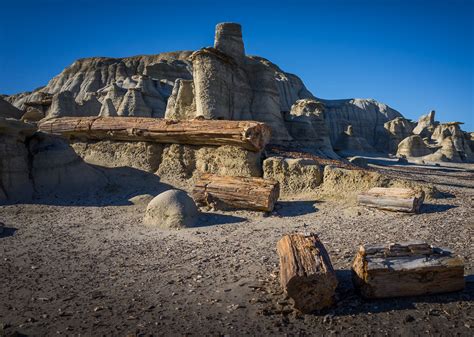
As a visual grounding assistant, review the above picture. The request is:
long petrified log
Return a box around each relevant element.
[352,242,465,299]
[192,174,279,212]
[277,233,338,313]
[357,187,424,213]
[38,117,272,152]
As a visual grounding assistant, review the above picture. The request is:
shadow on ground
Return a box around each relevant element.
[276,200,319,217]
[421,203,457,214]
[196,212,247,227]
[0,226,17,238]
[8,166,175,207]
[329,270,473,317]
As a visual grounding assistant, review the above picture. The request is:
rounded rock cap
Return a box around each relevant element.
[215,22,242,36]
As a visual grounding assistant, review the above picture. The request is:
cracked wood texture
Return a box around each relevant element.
[38,117,271,152]
[357,187,425,213]
[192,174,279,212]
[352,242,465,299]
[276,233,338,313]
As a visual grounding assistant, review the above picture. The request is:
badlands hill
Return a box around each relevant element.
[1,22,473,162]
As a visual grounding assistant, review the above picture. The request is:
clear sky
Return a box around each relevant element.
[1,0,473,130]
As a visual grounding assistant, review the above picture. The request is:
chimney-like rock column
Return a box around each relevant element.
[214,22,245,62]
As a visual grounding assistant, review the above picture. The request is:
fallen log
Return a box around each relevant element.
[38,117,272,152]
[357,187,424,213]
[192,174,279,212]
[276,233,338,313]
[352,242,465,299]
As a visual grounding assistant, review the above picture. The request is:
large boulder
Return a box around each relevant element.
[143,189,199,229]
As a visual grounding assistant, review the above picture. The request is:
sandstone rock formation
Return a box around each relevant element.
[0,118,36,202]
[0,117,106,204]
[396,135,435,158]
[333,125,377,154]
[318,166,437,201]
[4,22,405,155]
[0,97,23,119]
[413,110,437,137]
[384,117,415,153]
[143,189,199,229]
[263,157,323,196]
[321,98,402,151]
[69,140,262,184]
[283,99,336,157]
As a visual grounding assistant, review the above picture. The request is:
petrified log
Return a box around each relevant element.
[357,187,424,213]
[192,174,279,212]
[352,242,465,299]
[38,117,271,152]
[276,233,338,313]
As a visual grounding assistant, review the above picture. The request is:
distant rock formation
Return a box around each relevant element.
[384,117,415,153]
[397,135,435,158]
[394,111,473,163]
[413,110,437,137]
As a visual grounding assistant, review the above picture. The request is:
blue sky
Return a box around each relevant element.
[1,0,473,130]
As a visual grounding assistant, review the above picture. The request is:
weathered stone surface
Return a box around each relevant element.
[214,22,245,63]
[413,110,437,137]
[190,47,253,121]
[143,189,199,229]
[384,117,415,153]
[156,144,262,185]
[284,99,336,156]
[396,135,435,158]
[71,140,163,172]
[164,79,196,120]
[28,133,107,198]
[0,118,36,203]
[0,118,106,203]
[263,157,322,195]
[321,98,402,151]
[2,23,412,155]
[0,97,23,119]
[318,166,437,201]
[334,125,376,154]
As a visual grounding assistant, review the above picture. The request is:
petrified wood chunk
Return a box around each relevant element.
[38,117,271,152]
[352,242,465,299]
[357,187,424,213]
[192,174,279,212]
[276,233,338,313]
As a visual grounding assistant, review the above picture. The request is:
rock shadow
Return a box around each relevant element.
[421,203,457,214]
[275,200,319,217]
[0,226,17,238]
[19,165,175,207]
[326,269,473,317]
[195,212,247,227]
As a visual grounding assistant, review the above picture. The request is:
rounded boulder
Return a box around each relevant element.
[143,189,199,229]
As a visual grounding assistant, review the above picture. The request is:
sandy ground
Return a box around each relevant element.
[0,163,473,336]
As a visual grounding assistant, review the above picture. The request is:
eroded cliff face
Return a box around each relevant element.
[5,22,405,154]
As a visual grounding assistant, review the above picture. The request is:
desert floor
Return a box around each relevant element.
[1,163,473,336]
